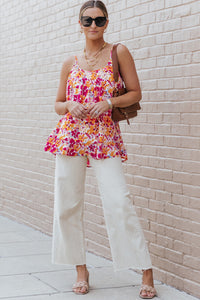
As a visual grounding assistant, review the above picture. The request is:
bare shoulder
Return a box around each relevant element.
[116,43,129,53]
[60,55,75,80]
[115,43,140,92]
[116,43,132,60]
[62,55,75,73]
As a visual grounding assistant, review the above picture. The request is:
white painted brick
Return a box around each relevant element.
[126,0,140,8]
[149,0,165,12]
[157,79,173,89]
[149,45,165,57]
[156,32,173,44]
[121,7,134,20]
[120,28,133,40]
[148,22,164,35]
[190,0,200,14]
[141,79,157,91]
[191,77,200,88]
[190,26,200,39]
[126,16,140,29]
[133,48,149,59]
[157,55,173,67]
[165,0,182,8]
[139,68,165,80]
[174,53,192,65]
[172,28,191,42]
[133,3,149,16]
[156,9,173,22]
[137,36,156,48]
[141,57,157,69]
[173,5,191,18]
[192,51,200,63]
[182,64,199,77]
[164,42,182,55]
[181,113,200,125]
[133,25,148,38]
[181,14,200,29]
[140,12,156,25]
[173,77,192,89]
[164,18,181,32]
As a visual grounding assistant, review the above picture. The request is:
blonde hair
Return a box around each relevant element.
[79,1,108,19]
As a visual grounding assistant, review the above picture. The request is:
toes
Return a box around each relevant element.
[141,291,148,297]
[74,287,82,294]
[79,286,84,291]
[148,291,155,298]
[80,286,87,293]
[140,290,156,298]
[73,286,87,294]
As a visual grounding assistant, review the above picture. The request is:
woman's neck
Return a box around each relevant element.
[84,38,106,55]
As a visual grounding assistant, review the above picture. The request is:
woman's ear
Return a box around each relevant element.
[79,20,83,33]
[105,19,109,30]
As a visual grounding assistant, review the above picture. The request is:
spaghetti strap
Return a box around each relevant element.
[74,55,78,64]
[110,44,114,60]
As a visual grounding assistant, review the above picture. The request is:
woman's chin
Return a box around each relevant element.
[86,32,102,39]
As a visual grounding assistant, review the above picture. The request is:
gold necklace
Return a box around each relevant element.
[84,42,107,67]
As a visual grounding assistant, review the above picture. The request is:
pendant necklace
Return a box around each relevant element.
[84,42,107,68]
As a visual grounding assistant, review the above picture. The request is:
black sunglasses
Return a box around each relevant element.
[81,16,107,27]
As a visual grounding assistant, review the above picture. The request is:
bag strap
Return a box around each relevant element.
[112,43,121,82]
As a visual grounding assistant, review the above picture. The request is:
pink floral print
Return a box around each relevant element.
[44,51,128,166]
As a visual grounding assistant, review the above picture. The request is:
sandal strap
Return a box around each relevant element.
[73,280,89,290]
[140,284,157,294]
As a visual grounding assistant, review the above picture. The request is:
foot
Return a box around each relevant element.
[72,264,89,295]
[139,269,157,299]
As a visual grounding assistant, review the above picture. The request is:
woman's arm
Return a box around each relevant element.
[111,44,142,108]
[54,56,74,115]
[55,56,88,119]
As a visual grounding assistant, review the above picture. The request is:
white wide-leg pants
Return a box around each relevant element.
[52,155,152,271]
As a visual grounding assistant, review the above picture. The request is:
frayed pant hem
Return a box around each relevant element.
[51,260,87,266]
[113,264,153,272]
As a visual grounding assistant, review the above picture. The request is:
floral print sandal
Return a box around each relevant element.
[139,284,157,299]
[72,271,89,295]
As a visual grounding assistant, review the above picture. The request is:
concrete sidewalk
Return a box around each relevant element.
[0,215,198,300]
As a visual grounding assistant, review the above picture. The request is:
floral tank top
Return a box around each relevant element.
[44,49,128,166]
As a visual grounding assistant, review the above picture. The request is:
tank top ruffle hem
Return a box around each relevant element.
[44,51,128,167]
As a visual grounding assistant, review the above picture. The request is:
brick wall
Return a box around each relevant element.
[0,0,200,297]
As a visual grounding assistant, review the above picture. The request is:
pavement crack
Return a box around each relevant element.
[31,273,60,293]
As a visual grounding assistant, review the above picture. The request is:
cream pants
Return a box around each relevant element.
[52,155,152,271]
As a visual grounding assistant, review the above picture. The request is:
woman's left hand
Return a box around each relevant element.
[89,100,110,118]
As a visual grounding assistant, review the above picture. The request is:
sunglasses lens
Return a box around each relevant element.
[95,17,107,27]
[81,16,107,27]
[81,17,92,27]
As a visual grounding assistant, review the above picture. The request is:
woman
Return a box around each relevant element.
[44,0,157,298]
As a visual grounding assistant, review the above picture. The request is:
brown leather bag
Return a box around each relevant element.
[111,44,141,125]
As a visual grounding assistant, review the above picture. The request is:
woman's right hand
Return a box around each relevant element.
[66,101,88,119]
